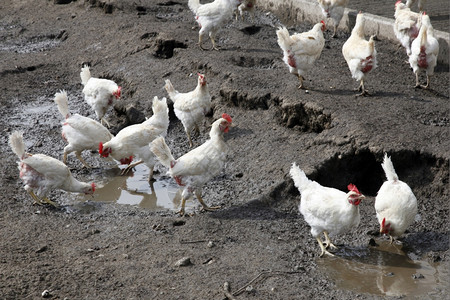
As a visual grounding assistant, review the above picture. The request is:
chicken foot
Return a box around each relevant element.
[356,79,369,96]
[415,73,430,89]
[316,236,335,257]
[28,191,58,207]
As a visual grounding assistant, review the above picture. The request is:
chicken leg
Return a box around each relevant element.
[121,160,143,175]
[324,231,338,250]
[101,118,111,128]
[29,191,43,205]
[297,75,306,90]
[75,151,92,169]
[195,190,221,212]
[415,72,430,89]
[356,79,369,96]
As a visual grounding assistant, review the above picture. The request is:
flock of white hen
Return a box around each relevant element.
[9,0,429,256]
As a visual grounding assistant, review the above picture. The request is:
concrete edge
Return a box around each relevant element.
[259,0,449,65]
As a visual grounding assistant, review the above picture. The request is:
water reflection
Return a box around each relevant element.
[77,164,192,211]
[317,241,446,297]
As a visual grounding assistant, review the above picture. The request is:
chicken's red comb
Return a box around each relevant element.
[91,183,96,192]
[99,142,104,155]
[381,217,386,227]
[347,183,360,195]
[222,113,232,123]
[422,11,426,15]
[395,0,401,6]
[114,86,122,98]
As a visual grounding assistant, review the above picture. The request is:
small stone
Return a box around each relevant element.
[42,290,51,298]
[245,285,254,292]
[385,272,395,277]
[412,273,425,279]
[36,245,48,253]
[174,257,192,267]
[305,90,309,94]
[207,241,215,248]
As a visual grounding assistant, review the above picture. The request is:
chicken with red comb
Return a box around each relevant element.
[290,163,365,257]
[164,73,212,147]
[375,153,417,244]
[276,21,326,90]
[150,114,233,215]
[98,96,169,182]
[9,131,95,206]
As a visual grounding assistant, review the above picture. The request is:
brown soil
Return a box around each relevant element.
[1,1,448,299]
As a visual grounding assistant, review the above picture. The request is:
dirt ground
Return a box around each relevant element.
[0,1,449,299]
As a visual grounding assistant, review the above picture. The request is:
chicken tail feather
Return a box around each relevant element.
[381,153,399,182]
[9,131,26,159]
[188,0,201,14]
[80,65,91,86]
[150,137,175,168]
[54,90,70,119]
[164,79,177,101]
[276,26,291,51]
[289,163,311,193]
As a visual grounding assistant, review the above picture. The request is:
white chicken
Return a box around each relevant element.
[408,13,439,89]
[290,163,365,257]
[188,0,242,50]
[99,96,169,182]
[342,12,377,96]
[276,22,326,90]
[80,65,122,127]
[164,73,211,147]
[235,0,256,22]
[9,131,95,206]
[375,154,418,244]
[54,90,113,168]
[150,113,233,215]
[317,0,349,37]
[394,1,420,56]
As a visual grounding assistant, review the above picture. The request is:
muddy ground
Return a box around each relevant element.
[0,0,449,299]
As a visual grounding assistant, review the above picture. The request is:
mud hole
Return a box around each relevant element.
[0,1,449,299]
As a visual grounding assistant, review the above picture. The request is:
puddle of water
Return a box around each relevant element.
[73,164,195,212]
[318,241,448,297]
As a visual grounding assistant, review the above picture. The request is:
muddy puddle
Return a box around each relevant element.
[72,164,195,212]
[318,241,448,297]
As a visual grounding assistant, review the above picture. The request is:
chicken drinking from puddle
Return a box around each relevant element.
[99,96,169,182]
[290,163,365,257]
[54,90,113,168]
[276,21,326,90]
[151,113,232,216]
[164,73,211,148]
[375,154,418,244]
[80,65,122,127]
[9,131,95,206]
